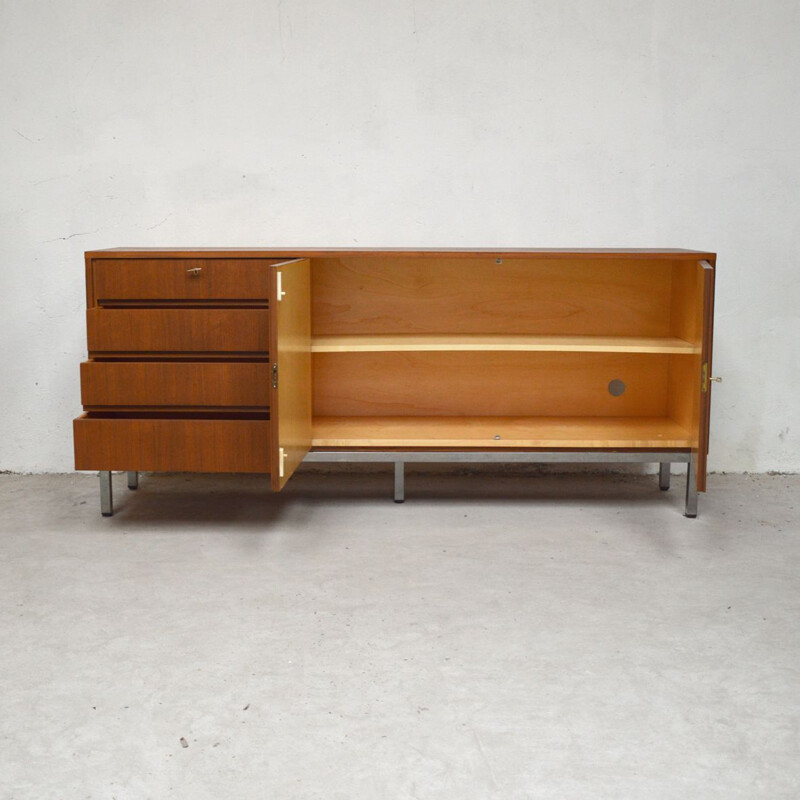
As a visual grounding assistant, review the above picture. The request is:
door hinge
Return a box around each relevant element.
[272,363,278,389]
[279,446,286,478]
[276,271,286,302]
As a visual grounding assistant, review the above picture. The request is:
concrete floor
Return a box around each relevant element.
[0,471,798,799]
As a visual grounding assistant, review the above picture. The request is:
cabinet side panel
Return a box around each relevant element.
[85,253,96,308]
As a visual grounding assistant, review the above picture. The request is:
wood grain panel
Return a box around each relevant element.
[669,260,700,342]
[88,248,717,260]
[269,259,313,491]
[80,361,268,408]
[312,416,694,449]
[311,256,675,337]
[697,261,716,491]
[311,334,698,354]
[87,309,268,353]
[92,259,275,302]
[73,415,271,472]
[667,261,707,453]
[312,352,670,417]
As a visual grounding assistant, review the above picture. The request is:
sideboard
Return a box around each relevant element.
[73,248,717,517]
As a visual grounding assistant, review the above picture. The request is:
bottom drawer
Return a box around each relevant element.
[74,414,270,473]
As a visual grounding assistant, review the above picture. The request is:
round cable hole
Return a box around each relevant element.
[608,379,626,397]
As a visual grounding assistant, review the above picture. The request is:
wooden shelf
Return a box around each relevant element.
[311,334,699,355]
[312,416,696,449]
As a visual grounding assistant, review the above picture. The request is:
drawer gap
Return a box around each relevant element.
[83,405,269,413]
[82,411,270,420]
[97,300,268,309]
[89,352,269,360]
[89,355,270,362]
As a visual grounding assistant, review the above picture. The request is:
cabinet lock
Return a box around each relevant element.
[701,363,722,393]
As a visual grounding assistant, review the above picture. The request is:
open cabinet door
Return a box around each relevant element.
[696,259,716,492]
[269,258,312,491]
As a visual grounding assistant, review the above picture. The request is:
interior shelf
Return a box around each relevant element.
[312,416,695,449]
[311,334,699,355]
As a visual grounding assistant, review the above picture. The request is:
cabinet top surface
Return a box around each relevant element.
[86,247,716,260]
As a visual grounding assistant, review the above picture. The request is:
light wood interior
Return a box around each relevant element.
[311,256,674,336]
[313,352,671,417]
[270,259,313,490]
[308,255,705,450]
[311,334,699,354]
[312,416,694,449]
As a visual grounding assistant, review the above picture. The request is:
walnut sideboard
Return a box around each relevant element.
[73,248,717,517]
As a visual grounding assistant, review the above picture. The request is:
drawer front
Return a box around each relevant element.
[80,362,269,408]
[74,415,270,472]
[87,308,268,353]
[92,258,273,302]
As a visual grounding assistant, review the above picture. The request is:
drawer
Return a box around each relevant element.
[92,258,274,302]
[80,362,269,408]
[87,308,268,353]
[73,414,271,472]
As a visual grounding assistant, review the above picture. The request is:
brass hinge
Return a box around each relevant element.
[272,363,278,389]
[279,446,286,478]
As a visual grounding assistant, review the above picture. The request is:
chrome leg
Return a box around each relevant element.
[684,457,698,518]
[100,471,113,517]
[394,461,405,503]
[127,471,138,490]
[659,462,671,491]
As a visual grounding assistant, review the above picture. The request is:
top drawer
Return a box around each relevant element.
[91,258,277,303]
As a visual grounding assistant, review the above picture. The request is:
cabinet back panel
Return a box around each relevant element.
[313,352,669,417]
[311,256,675,337]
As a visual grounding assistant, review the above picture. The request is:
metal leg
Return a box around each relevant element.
[304,450,696,518]
[127,471,139,490]
[394,461,405,503]
[684,457,698,518]
[99,471,113,517]
[659,462,671,491]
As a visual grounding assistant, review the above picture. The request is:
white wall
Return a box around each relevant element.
[1,0,798,473]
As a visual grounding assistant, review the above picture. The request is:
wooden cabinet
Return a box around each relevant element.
[74,248,717,516]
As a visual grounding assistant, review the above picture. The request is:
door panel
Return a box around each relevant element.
[269,259,312,490]
[696,260,715,492]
